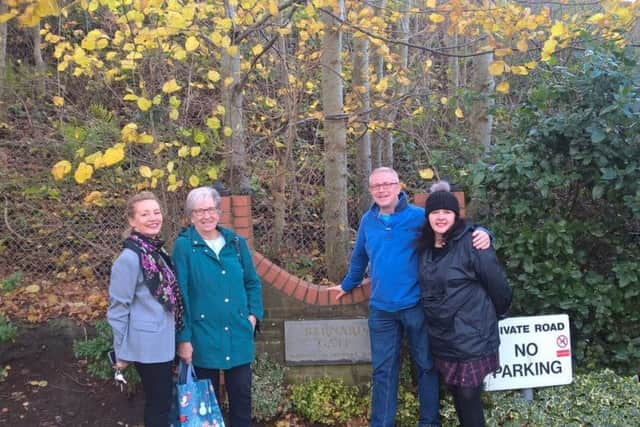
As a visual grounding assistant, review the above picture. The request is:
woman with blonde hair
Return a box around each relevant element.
[107,191,184,427]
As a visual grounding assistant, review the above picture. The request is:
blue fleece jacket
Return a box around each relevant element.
[341,193,423,312]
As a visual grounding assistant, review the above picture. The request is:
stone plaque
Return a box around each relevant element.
[284,319,371,364]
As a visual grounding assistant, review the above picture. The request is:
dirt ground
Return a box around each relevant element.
[0,319,145,427]
[0,319,318,427]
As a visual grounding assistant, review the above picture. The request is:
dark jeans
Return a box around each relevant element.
[195,363,252,427]
[369,304,441,427]
[134,360,173,427]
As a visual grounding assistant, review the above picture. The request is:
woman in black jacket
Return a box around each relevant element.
[417,182,512,427]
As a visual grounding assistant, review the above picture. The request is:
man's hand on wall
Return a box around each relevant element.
[328,285,348,301]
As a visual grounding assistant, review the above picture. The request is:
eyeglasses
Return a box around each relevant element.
[192,207,220,217]
[369,182,399,192]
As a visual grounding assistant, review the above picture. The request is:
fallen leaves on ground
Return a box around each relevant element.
[0,279,107,322]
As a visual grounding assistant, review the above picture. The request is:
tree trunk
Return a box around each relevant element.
[270,14,296,258]
[370,0,387,168]
[380,0,410,168]
[469,50,494,150]
[0,2,8,123]
[321,0,349,282]
[352,30,372,215]
[31,25,46,96]
[449,33,460,90]
[222,1,251,194]
[632,13,640,49]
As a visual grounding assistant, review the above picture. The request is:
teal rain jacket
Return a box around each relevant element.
[173,225,264,369]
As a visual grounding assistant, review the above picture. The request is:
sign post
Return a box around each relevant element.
[484,314,572,391]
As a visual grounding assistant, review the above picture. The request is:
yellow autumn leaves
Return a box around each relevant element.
[185,36,200,52]
[118,79,183,113]
[0,0,59,27]
[162,79,182,94]
[52,121,209,189]
[51,160,72,181]
[51,122,152,185]
[40,0,638,193]
[419,168,435,180]
[489,59,538,94]
[52,144,126,183]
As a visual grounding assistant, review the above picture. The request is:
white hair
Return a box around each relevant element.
[185,187,221,217]
[370,167,399,181]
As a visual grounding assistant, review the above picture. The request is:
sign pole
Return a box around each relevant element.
[521,388,534,403]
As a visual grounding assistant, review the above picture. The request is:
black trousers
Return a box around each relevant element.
[195,363,252,427]
[134,360,173,427]
[449,385,485,427]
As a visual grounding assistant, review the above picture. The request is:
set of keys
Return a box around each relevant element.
[113,368,127,392]
[108,350,127,392]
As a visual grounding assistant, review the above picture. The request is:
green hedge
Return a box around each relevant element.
[289,370,640,426]
[251,353,288,421]
[469,36,640,374]
[290,376,366,425]
[485,370,640,427]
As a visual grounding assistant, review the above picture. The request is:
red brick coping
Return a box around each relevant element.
[222,192,464,306]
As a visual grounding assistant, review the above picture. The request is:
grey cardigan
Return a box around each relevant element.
[107,248,175,363]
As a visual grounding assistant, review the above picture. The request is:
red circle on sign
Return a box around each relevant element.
[557,335,568,348]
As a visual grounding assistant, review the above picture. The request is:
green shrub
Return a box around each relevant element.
[469,36,640,374]
[286,370,639,425]
[486,370,640,426]
[394,384,459,426]
[362,356,459,426]
[290,376,365,425]
[0,315,18,343]
[386,370,640,426]
[0,315,18,383]
[251,353,288,422]
[1,272,25,292]
[396,385,419,427]
[72,319,140,392]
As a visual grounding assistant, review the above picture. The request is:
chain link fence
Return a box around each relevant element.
[1,120,431,296]
[0,138,362,289]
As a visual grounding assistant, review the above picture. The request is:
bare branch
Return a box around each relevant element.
[235,0,305,43]
[318,6,495,58]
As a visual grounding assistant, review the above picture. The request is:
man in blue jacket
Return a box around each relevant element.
[329,167,491,427]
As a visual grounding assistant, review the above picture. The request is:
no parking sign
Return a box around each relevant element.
[484,314,573,391]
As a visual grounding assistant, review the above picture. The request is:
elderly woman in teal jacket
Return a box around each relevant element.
[173,186,264,427]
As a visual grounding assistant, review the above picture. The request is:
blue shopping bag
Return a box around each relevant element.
[173,362,225,427]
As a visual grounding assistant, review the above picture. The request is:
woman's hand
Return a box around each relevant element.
[248,315,257,330]
[115,360,129,370]
[178,341,193,364]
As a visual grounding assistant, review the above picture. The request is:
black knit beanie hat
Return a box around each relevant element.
[425,188,460,216]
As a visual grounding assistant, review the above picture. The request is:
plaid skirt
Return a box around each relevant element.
[434,352,500,388]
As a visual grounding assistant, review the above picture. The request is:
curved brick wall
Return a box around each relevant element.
[222,192,464,306]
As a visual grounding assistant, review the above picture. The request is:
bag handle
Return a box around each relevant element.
[178,360,198,385]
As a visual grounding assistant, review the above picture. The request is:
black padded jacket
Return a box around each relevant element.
[419,222,512,361]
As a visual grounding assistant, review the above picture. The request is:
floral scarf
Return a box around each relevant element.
[124,231,184,331]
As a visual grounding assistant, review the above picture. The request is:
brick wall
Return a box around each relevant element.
[219,192,464,383]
